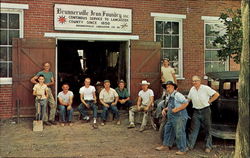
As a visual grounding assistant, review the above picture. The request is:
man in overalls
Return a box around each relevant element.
[155,81,189,155]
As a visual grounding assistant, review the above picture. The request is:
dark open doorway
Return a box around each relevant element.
[57,40,127,107]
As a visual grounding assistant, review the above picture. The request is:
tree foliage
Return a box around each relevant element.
[213,9,242,64]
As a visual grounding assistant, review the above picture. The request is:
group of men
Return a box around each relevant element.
[31,59,220,155]
[154,58,220,155]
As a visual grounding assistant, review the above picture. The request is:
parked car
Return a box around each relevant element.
[207,71,239,140]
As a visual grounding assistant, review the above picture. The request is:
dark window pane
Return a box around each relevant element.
[172,35,179,48]
[0,13,7,28]
[9,48,12,61]
[9,30,19,45]
[156,35,163,47]
[205,50,212,61]
[0,47,7,61]
[0,62,7,77]
[205,62,212,73]
[164,35,171,47]
[172,22,179,34]
[156,21,163,34]
[8,62,12,77]
[162,49,170,59]
[9,14,19,29]
[0,30,7,45]
[211,50,220,61]
[164,22,172,34]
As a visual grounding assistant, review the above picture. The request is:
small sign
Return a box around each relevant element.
[54,4,132,33]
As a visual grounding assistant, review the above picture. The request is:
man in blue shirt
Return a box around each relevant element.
[115,80,132,110]
[155,81,189,155]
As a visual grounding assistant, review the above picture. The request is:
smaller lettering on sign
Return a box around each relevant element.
[54,4,132,33]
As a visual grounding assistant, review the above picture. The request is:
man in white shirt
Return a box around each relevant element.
[77,78,98,128]
[58,83,74,126]
[187,76,220,153]
[128,80,154,132]
[99,80,120,126]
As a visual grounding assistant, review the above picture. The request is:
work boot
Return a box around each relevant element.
[44,121,52,126]
[176,151,186,155]
[127,123,135,128]
[155,145,170,151]
[139,126,145,132]
[49,120,57,125]
[205,148,211,153]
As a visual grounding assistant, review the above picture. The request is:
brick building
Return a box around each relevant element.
[0,0,240,118]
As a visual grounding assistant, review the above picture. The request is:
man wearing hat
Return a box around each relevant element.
[115,80,132,110]
[128,80,154,132]
[99,80,120,125]
[155,81,189,155]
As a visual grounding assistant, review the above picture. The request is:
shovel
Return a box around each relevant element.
[33,98,43,131]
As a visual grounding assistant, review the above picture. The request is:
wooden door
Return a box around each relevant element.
[130,41,161,101]
[12,38,56,116]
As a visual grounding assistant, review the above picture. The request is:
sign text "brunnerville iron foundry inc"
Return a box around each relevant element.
[54,4,132,33]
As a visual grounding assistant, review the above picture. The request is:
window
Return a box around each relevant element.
[0,2,27,84]
[152,13,186,78]
[203,17,228,73]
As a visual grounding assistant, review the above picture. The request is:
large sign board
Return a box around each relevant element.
[54,4,132,33]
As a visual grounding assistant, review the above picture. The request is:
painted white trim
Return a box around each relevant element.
[201,16,220,21]
[0,78,12,84]
[0,10,24,84]
[153,17,184,78]
[44,33,139,41]
[151,12,186,19]
[0,3,29,9]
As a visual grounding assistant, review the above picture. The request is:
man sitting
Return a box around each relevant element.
[77,78,98,128]
[115,80,132,110]
[99,80,120,126]
[128,80,154,132]
[58,83,74,126]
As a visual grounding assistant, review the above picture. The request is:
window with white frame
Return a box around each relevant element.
[152,13,185,78]
[203,17,228,73]
[0,3,27,84]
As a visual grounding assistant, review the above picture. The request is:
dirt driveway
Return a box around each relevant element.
[0,113,234,158]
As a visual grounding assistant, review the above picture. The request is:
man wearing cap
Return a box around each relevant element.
[187,76,220,153]
[31,62,57,126]
[128,80,154,132]
[155,81,189,155]
[99,80,120,126]
[115,80,132,110]
[77,78,98,128]
[161,58,177,84]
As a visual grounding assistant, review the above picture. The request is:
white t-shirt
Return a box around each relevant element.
[138,89,154,106]
[161,66,175,83]
[58,91,74,104]
[187,85,216,109]
[79,86,96,100]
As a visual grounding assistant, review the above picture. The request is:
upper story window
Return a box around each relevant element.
[0,3,28,84]
[202,16,228,73]
[151,13,186,78]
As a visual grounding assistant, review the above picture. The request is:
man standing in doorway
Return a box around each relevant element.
[161,58,177,84]
[187,75,220,153]
[99,80,120,126]
[77,78,98,128]
[128,80,154,132]
[31,62,57,126]
[115,80,132,110]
